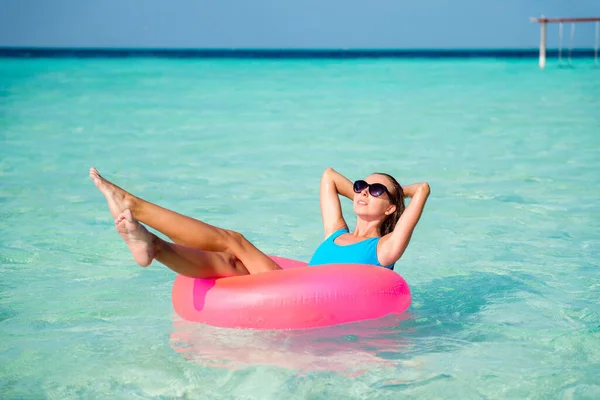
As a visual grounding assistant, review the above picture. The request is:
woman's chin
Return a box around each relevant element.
[353,207,373,218]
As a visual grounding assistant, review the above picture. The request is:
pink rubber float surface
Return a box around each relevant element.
[171,255,411,330]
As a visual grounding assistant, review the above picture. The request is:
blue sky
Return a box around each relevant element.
[0,0,598,48]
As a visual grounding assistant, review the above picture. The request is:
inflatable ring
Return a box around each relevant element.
[172,255,411,330]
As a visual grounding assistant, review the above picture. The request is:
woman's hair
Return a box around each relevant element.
[374,172,406,236]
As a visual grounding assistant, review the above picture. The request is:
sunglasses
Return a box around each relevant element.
[353,180,390,198]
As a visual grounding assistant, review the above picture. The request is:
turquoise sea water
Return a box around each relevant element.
[1,57,599,399]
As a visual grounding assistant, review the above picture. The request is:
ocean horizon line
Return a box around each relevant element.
[1,46,598,59]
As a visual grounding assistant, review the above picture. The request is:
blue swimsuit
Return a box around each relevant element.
[307,228,395,270]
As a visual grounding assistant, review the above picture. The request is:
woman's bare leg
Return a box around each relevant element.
[115,209,249,278]
[90,168,280,274]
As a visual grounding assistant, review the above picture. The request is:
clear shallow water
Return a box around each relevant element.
[1,57,599,399]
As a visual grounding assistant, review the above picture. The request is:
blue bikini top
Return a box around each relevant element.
[307,228,395,270]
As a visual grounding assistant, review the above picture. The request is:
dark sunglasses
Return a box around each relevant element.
[353,180,390,198]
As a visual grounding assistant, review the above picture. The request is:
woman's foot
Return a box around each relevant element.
[90,167,134,218]
[115,209,155,267]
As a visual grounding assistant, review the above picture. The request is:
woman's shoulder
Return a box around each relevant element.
[328,227,350,240]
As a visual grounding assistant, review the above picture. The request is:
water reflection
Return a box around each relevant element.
[169,312,414,374]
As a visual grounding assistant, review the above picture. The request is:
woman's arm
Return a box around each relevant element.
[318,167,353,238]
[401,182,428,198]
[377,182,430,266]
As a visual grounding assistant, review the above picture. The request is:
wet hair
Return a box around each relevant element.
[373,172,406,236]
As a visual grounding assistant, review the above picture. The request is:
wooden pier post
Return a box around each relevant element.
[539,17,547,69]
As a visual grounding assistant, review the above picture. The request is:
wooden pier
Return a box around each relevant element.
[530,16,600,69]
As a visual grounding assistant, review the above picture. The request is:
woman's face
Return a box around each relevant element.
[352,174,396,220]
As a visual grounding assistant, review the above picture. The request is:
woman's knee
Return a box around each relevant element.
[222,229,250,252]
[221,229,279,273]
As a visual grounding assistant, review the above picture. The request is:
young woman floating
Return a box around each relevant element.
[90,167,429,279]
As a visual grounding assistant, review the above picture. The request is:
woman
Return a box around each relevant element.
[90,167,429,278]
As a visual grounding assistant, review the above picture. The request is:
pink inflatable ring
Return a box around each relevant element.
[171,255,411,330]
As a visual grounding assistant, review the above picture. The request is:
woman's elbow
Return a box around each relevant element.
[322,167,336,179]
[420,182,431,196]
